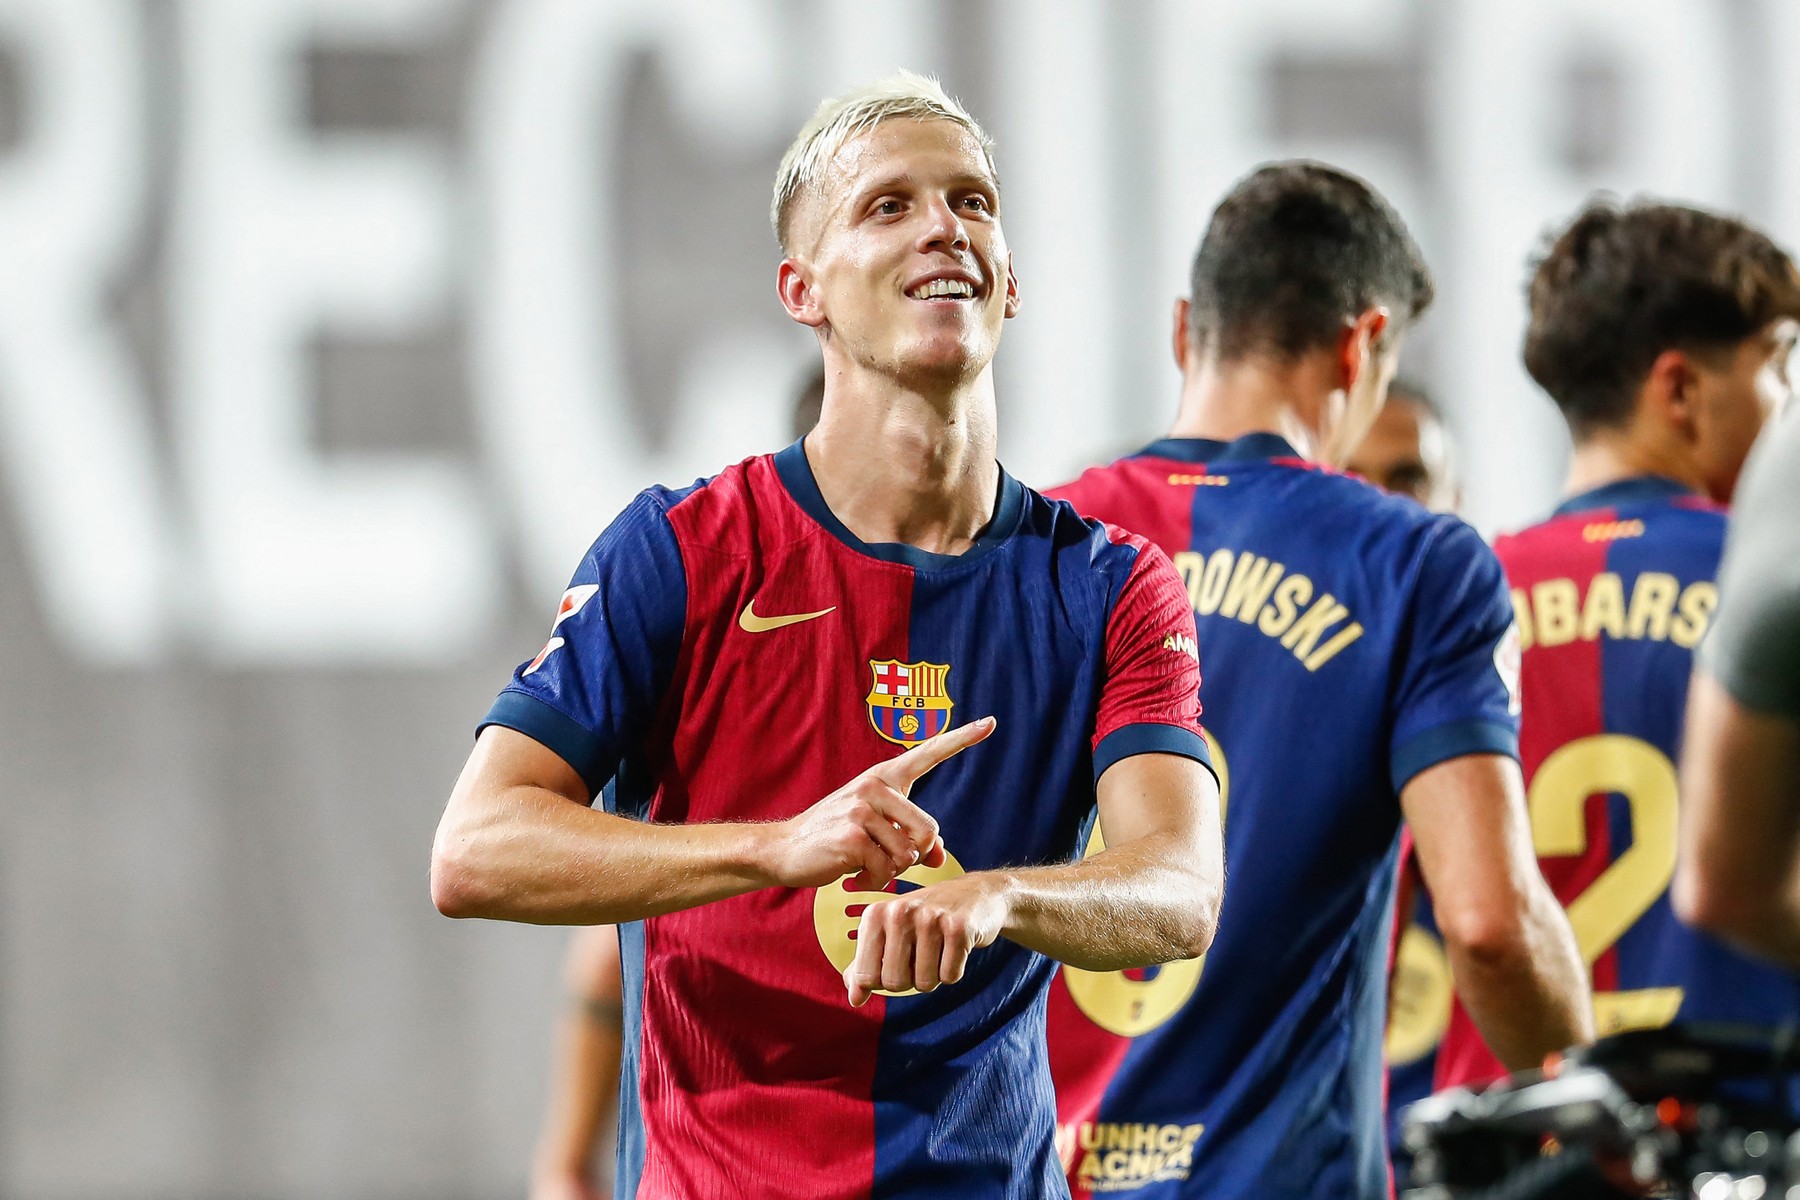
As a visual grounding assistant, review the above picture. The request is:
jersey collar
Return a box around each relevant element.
[773,439,1025,570]
[1131,432,1300,465]
[1552,475,1698,518]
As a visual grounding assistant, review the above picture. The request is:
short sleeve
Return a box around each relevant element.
[1388,520,1522,792]
[1091,540,1214,783]
[479,491,688,798]
[1703,412,1800,717]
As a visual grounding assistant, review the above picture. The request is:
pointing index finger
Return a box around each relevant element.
[877,716,996,792]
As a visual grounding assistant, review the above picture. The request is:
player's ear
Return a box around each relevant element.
[1646,348,1702,439]
[1002,257,1021,319]
[1341,307,1391,391]
[1172,299,1193,370]
[778,259,827,329]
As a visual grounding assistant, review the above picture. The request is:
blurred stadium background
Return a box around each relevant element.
[2,1,1793,1196]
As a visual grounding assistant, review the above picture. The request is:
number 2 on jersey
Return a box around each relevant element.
[1529,734,1682,1036]
[1063,730,1227,1037]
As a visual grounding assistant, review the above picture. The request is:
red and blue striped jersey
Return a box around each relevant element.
[1435,475,1800,1090]
[1044,433,1520,1200]
[480,441,1211,1199]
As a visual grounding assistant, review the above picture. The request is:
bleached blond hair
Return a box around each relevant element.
[771,70,997,253]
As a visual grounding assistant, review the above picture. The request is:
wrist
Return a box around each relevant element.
[731,821,786,889]
[969,868,1021,940]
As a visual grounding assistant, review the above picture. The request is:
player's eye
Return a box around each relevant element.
[874,198,904,216]
[961,195,991,213]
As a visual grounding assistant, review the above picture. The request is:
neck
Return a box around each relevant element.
[1564,428,1705,498]
[804,363,1000,555]
[1165,352,1337,462]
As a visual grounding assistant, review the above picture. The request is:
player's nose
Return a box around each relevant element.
[917,194,970,253]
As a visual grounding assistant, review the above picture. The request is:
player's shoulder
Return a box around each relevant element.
[1020,482,1166,574]
[617,449,817,556]
[1279,462,1487,566]
[1048,454,1179,512]
[1496,492,1727,566]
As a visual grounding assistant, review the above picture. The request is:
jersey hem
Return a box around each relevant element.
[1093,722,1215,784]
[1389,719,1518,793]
[478,690,611,799]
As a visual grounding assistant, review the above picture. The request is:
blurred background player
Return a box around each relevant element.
[434,73,1224,1198]
[1342,381,1464,1174]
[1044,161,1590,1200]
[532,925,623,1200]
[1677,402,1800,969]
[527,369,827,1200]
[1347,380,1460,512]
[1433,199,1800,1093]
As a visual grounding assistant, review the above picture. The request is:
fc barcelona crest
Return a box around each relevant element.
[866,659,954,745]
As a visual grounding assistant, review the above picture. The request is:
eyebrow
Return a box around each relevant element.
[849,168,1000,208]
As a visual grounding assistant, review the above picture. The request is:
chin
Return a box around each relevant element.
[890,338,993,388]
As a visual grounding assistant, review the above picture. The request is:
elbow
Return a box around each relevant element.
[1672,862,1765,942]
[1170,867,1224,960]
[430,829,497,919]
[1436,902,1533,973]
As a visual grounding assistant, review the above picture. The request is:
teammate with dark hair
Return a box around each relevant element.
[1436,198,1800,1089]
[432,72,1223,1199]
[1045,161,1590,1200]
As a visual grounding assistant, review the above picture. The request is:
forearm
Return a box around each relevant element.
[1447,884,1593,1072]
[432,784,773,924]
[991,832,1221,971]
[533,997,623,1186]
[1675,672,1800,968]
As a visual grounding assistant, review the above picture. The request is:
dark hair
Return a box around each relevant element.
[1524,198,1800,433]
[1188,161,1433,362]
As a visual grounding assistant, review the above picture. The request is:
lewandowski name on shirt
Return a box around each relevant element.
[1171,548,1363,672]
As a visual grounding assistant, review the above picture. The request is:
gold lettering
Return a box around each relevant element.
[1627,572,1679,640]
[1579,572,1627,641]
[1259,574,1313,637]
[1303,621,1364,671]
[1282,594,1349,659]
[1195,549,1235,616]
[1533,578,1580,647]
[1671,581,1717,649]
[1219,554,1285,623]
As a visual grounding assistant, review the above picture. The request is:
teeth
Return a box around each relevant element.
[912,278,975,299]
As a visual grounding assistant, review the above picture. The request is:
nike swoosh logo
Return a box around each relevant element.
[738,598,837,633]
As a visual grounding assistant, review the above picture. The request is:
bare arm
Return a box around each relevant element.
[843,751,1222,1005]
[431,719,993,925]
[531,926,624,1200]
[1673,670,1800,967]
[1403,753,1593,1071]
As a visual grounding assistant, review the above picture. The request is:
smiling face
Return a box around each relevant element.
[779,118,1019,389]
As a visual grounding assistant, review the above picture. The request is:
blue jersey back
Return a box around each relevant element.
[1048,434,1518,1199]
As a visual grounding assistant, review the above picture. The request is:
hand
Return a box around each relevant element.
[844,872,1010,1007]
[765,717,995,892]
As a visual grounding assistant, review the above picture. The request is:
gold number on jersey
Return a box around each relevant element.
[1529,734,1683,1035]
[812,850,966,997]
[1385,924,1454,1065]
[1064,730,1227,1037]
